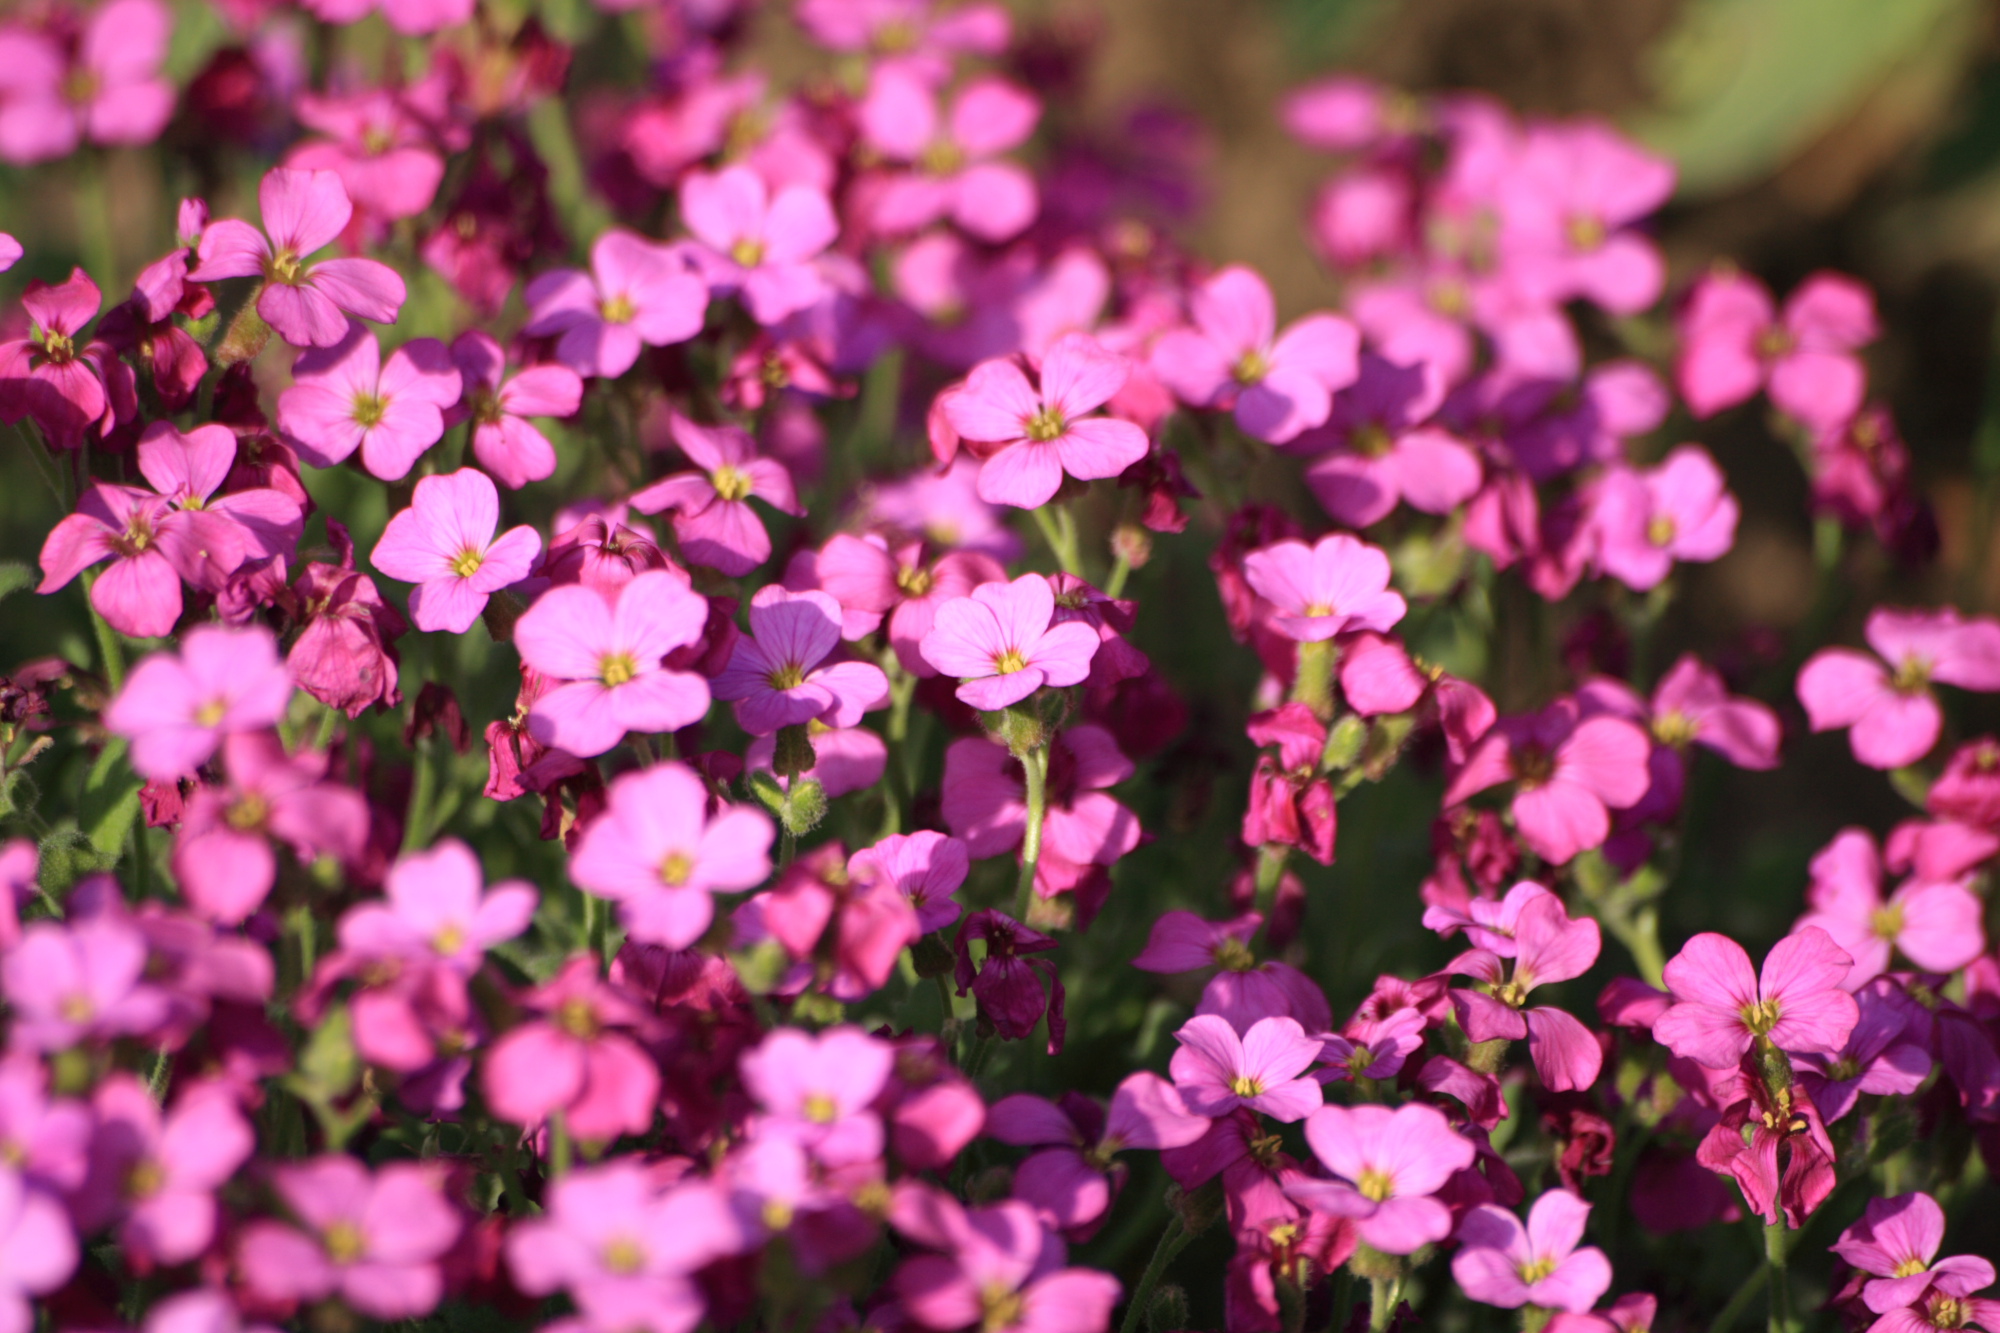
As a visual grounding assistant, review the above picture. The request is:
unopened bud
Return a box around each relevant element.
[1111,522,1153,571]
[1146,1284,1190,1333]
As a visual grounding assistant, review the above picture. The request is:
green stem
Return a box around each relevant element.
[1031,503,1085,578]
[1369,1275,1404,1332]
[1105,550,1133,599]
[549,1112,573,1178]
[403,737,438,852]
[780,827,797,871]
[312,704,340,753]
[1012,744,1050,920]
[1253,844,1289,920]
[1764,1218,1795,1333]
[1291,639,1335,721]
[83,583,126,689]
[1117,1216,1193,1333]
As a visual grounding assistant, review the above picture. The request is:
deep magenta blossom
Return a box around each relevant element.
[1798,608,2000,770]
[681,165,838,325]
[481,957,660,1141]
[1446,891,1605,1092]
[941,334,1151,509]
[190,168,406,348]
[1169,1014,1324,1122]
[449,332,585,489]
[712,587,890,736]
[1452,1190,1613,1314]
[1443,700,1651,865]
[921,574,1100,711]
[1832,1193,1998,1325]
[1292,1102,1476,1254]
[1240,533,1406,642]
[1654,927,1860,1069]
[371,469,541,633]
[0,269,111,450]
[1152,266,1361,444]
[235,1158,461,1320]
[630,413,802,577]
[278,321,462,481]
[104,626,294,780]
[889,1187,1120,1333]
[73,1075,253,1267]
[986,1073,1208,1235]
[525,231,708,379]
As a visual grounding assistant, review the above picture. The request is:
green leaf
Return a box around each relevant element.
[0,562,31,604]
[78,740,143,860]
[290,1004,361,1103]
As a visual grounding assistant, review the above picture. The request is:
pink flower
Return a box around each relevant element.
[104,626,294,780]
[235,1158,461,1320]
[858,67,1040,242]
[1152,266,1361,444]
[1298,354,1481,526]
[941,334,1151,509]
[1,914,170,1050]
[171,732,370,924]
[1648,654,1781,770]
[524,231,708,379]
[681,166,838,325]
[278,321,462,481]
[1590,446,1739,591]
[1792,984,1930,1123]
[481,956,660,1139]
[1169,1013,1324,1122]
[337,840,536,973]
[513,569,713,758]
[1832,1193,1997,1321]
[740,1026,895,1166]
[1292,1101,1476,1254]
[0,268,110,449]
[1446,893,1605,1092]
[986,1073,1208,1234]
[942,725,1141,893]
[1497,123,1674,315]
[1678,269,1877,430]
[630,413,802,577]
[920,574,1100,711]
[1240,533,1406,642]
[73,1075,252,1266]
[449,332,585,489]
[287,89,446,222]
[1794,829,1986,984]
[1798,608,2000,770]
[1443,700,1652,865]
[568,763,775,950]
[38,484,229,640]
[0,0,173,162]
[0,235,17,271]
[135,422,304,561]
[1451,1190,1613,1314]
[796,0,1011,62]
[370,468,540,633]
[889,1189,1120,1333]
[0,1163,75,1333]
[1654,927,1860,1069]
[190,168,406,348]
[714,587,890,735]
[796,534,1006,674]
[1132,909,1332,1035]
[849,831,971,933]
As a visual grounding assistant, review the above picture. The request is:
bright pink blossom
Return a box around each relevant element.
[514,569,713,758]
[1832,1193,1998,1321]
[889,1188,1120,1333]
[104,626,294,780]
[1452,1190,1613,1314]
[1655,927,1860,1069]
[681,166,838,325]
[73,1076,252,1266]
[1169,1013,1324,1122]
[1794,828,1986,984]
[0,1163,75,1333]
[338,840,536,973]
[849,831,972,933]
[630,413,802,577]
[794,534,1007,674]
[740,1026,894,1166]
[371,468,540,633]
[0,0,173,162]
[1591,446,1739,591]
[713,587,890,735]
[942,725,1141,896]
[481,956,660,1140]
[859,67,1041,243]
[0,268,110,449]
[1792,985,1930,1123]
[1649,654,1781,770]
[524,231,708,379]
[1798,608,2000,770]
[1240,534,1406,642]
[941,334,1151,509]
[235,1158,460,1320]
[1,914,170,1050]
[190,168,406,348]
[1444,701,1651,865]
[1678,269,1877,430]
[278,321,462,481]
[449,332,585,489]
[921,574,1100,710]
[987,1073,1208,1234]
[1446,893,1605,1092]
[1497,123,1674,314]
[1293,1101,1476,1254]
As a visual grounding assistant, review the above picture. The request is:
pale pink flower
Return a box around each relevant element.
[277,321,462,481]
[858,67,1041,242]
[1678,269,1878,431]
[919,574,1100,711]
[1169,1013,1323,1122]
[235,1159,461,1320]
[1293,1101,1476,1254]
[449,331,585,489]
[524,231,708,379]
[1794,828,1986,984]
[848,831,970,933]
[104,626,294,780]
[680,165,838,325]
[1590,446,1739,591]
[1452,1190,1613,1314]
[0,1163,76,1333]
[1443,700,1652,866]
[740,1026,895,1166]
[73,1075,253,1266]
[888,1188,1120,1333]
[1798,608,2000,770]
[713,586,890,736]
[630,413,802,577]
[1832,1192,1997,1319]
[337,840,536,973]
[370,469,540,633]
[0,0,173,161]
[1,914,171,1051]
[1241,534,1407,643]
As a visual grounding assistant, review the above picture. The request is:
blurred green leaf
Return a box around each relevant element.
[0,563,31,604]
[79,739,142,860]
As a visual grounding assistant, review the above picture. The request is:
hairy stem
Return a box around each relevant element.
[1117,1215,1192,1333]
[1012,744,1050,921]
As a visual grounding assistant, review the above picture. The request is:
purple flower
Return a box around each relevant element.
[1169,1013,1323,1122]
[190,168,406,348]
[1,914,171,1051]
[630,413,802,577]
[277,321,462,481]
[1798,608,2000,770]
[1293,1101,1476,1254]
[987,1073,1208,1233]
[0,1163,76,1333]
[740,1026,895,1166]
[1654,927,1860,1069]
[337,839,537,973]
[681,165,838,325]
[1151,265,1361,444]
[889,1188,1120,1333]
[103,625,293,780]
[1590,446,1739,592]
[713,587,890,736]
[1832,1192,1997,1320]
[1792,984,1931,1123]
[513,569,713,759]
[1241,533,1407,642]
[1299,354,1482,526]
[848,831,971,933]
[941,334,1151,510]
[919,574,1099,711]
[371,468,541,633]
[235,1158,461,1320]
[73,1075,253,1266]
[1451,1190,1613,1314]
[450,331,585,489]
[525,231,708,379]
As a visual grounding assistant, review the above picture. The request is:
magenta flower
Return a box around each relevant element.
[277,321,462,481]
[849,831,971,934]
[1798,608,2000,770]
[569,763,775,950]
[1590,446,1739,591]
[889,1189,1120,1333]
[1648,654,1781,770]
[713,587,890,736]
[1152,266,1361,444]
[1,914,170,1051]
[287,89,446,222]
[1833,1193,1998,1320]
[1169,1013,1323,1122]
[38,484,229,640]
[235,1158,460,1320]
[681,166,837,325]
[513,569,712,758]
[1452,1190,1613,1314]
[338,840,536,973]
[1654,927,1860,1069]
[942,725,1141,895]
[1293,1102,1476,1254]
[1792,984,1930,1123]
[190,168,406,348]
[0,268,110,450]
[136,422,304,561]
[801,534,1007,675]
[859,67,1042,243]
[941,334,1151,509]
[142,1289,280,1333]
[1133,909,1332,1035]
[370,469,540,633]
[1794,829,1985,984]
[1678,269,1878,431]
[988,1073,1208,1233]
[1447,892,1605,1092]
[0,0,172,162]
[1444,700,1652,865]
[630,413,802,577]
[1497,123,1675,314]
[920,574,1100,710]
[104,626,294,780]
[0,1163,75,1333]
[1240,533,1407,642]
[525,231,708,379]
[740,1026,895,1166]
[450,332,585,489]
[171,732,370,924]
[73,1075,252,1266]
[1300,355,1482,527]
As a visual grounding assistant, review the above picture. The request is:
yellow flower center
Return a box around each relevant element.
[352,393,388,430]
[59,993,93,1024]
[1892,656,1932,695]
[555,995,601,1040]
[730,238,766,268]
[1647,514,1677,547]
[600,653,638,687]
[1566,214,1606,251]
[921,139,967,176]
[1233,348,1270,386]
[803,1092,839,1124]
[896,565,934,596]
[768,662,807,690]
[1350,422,1393,458]
[993,648,1028,675]
[980,1283,1025,1333]
[1212,938,1256,972]
[1827,1056,1861,1082]
[659,851,694,886]
[1895,1257,1929,1279]
[1357,1167,1394,1203]
[266,248,304,285]
[126,1157,166,1200]
[711,464,753,503]
[602,1237,645,1275]
[1229,1075,1264,1097]
[450,547,485,578]
[1756,326,1796,360]
[1518,1255,1560,1284]
[1652,710,1699,747]
[1871,904,1905,942]
[600,293,636,324]
[762,1198,795,1231]
[1741,997,1782,1035]
[433,923,465,956]
[225,792,271,832]
[195,699,228,727]
[324,1220,366,1264]
[1024,406,1067,443]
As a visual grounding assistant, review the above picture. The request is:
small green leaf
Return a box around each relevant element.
[78,740,143,860]
[0,562,32,604]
